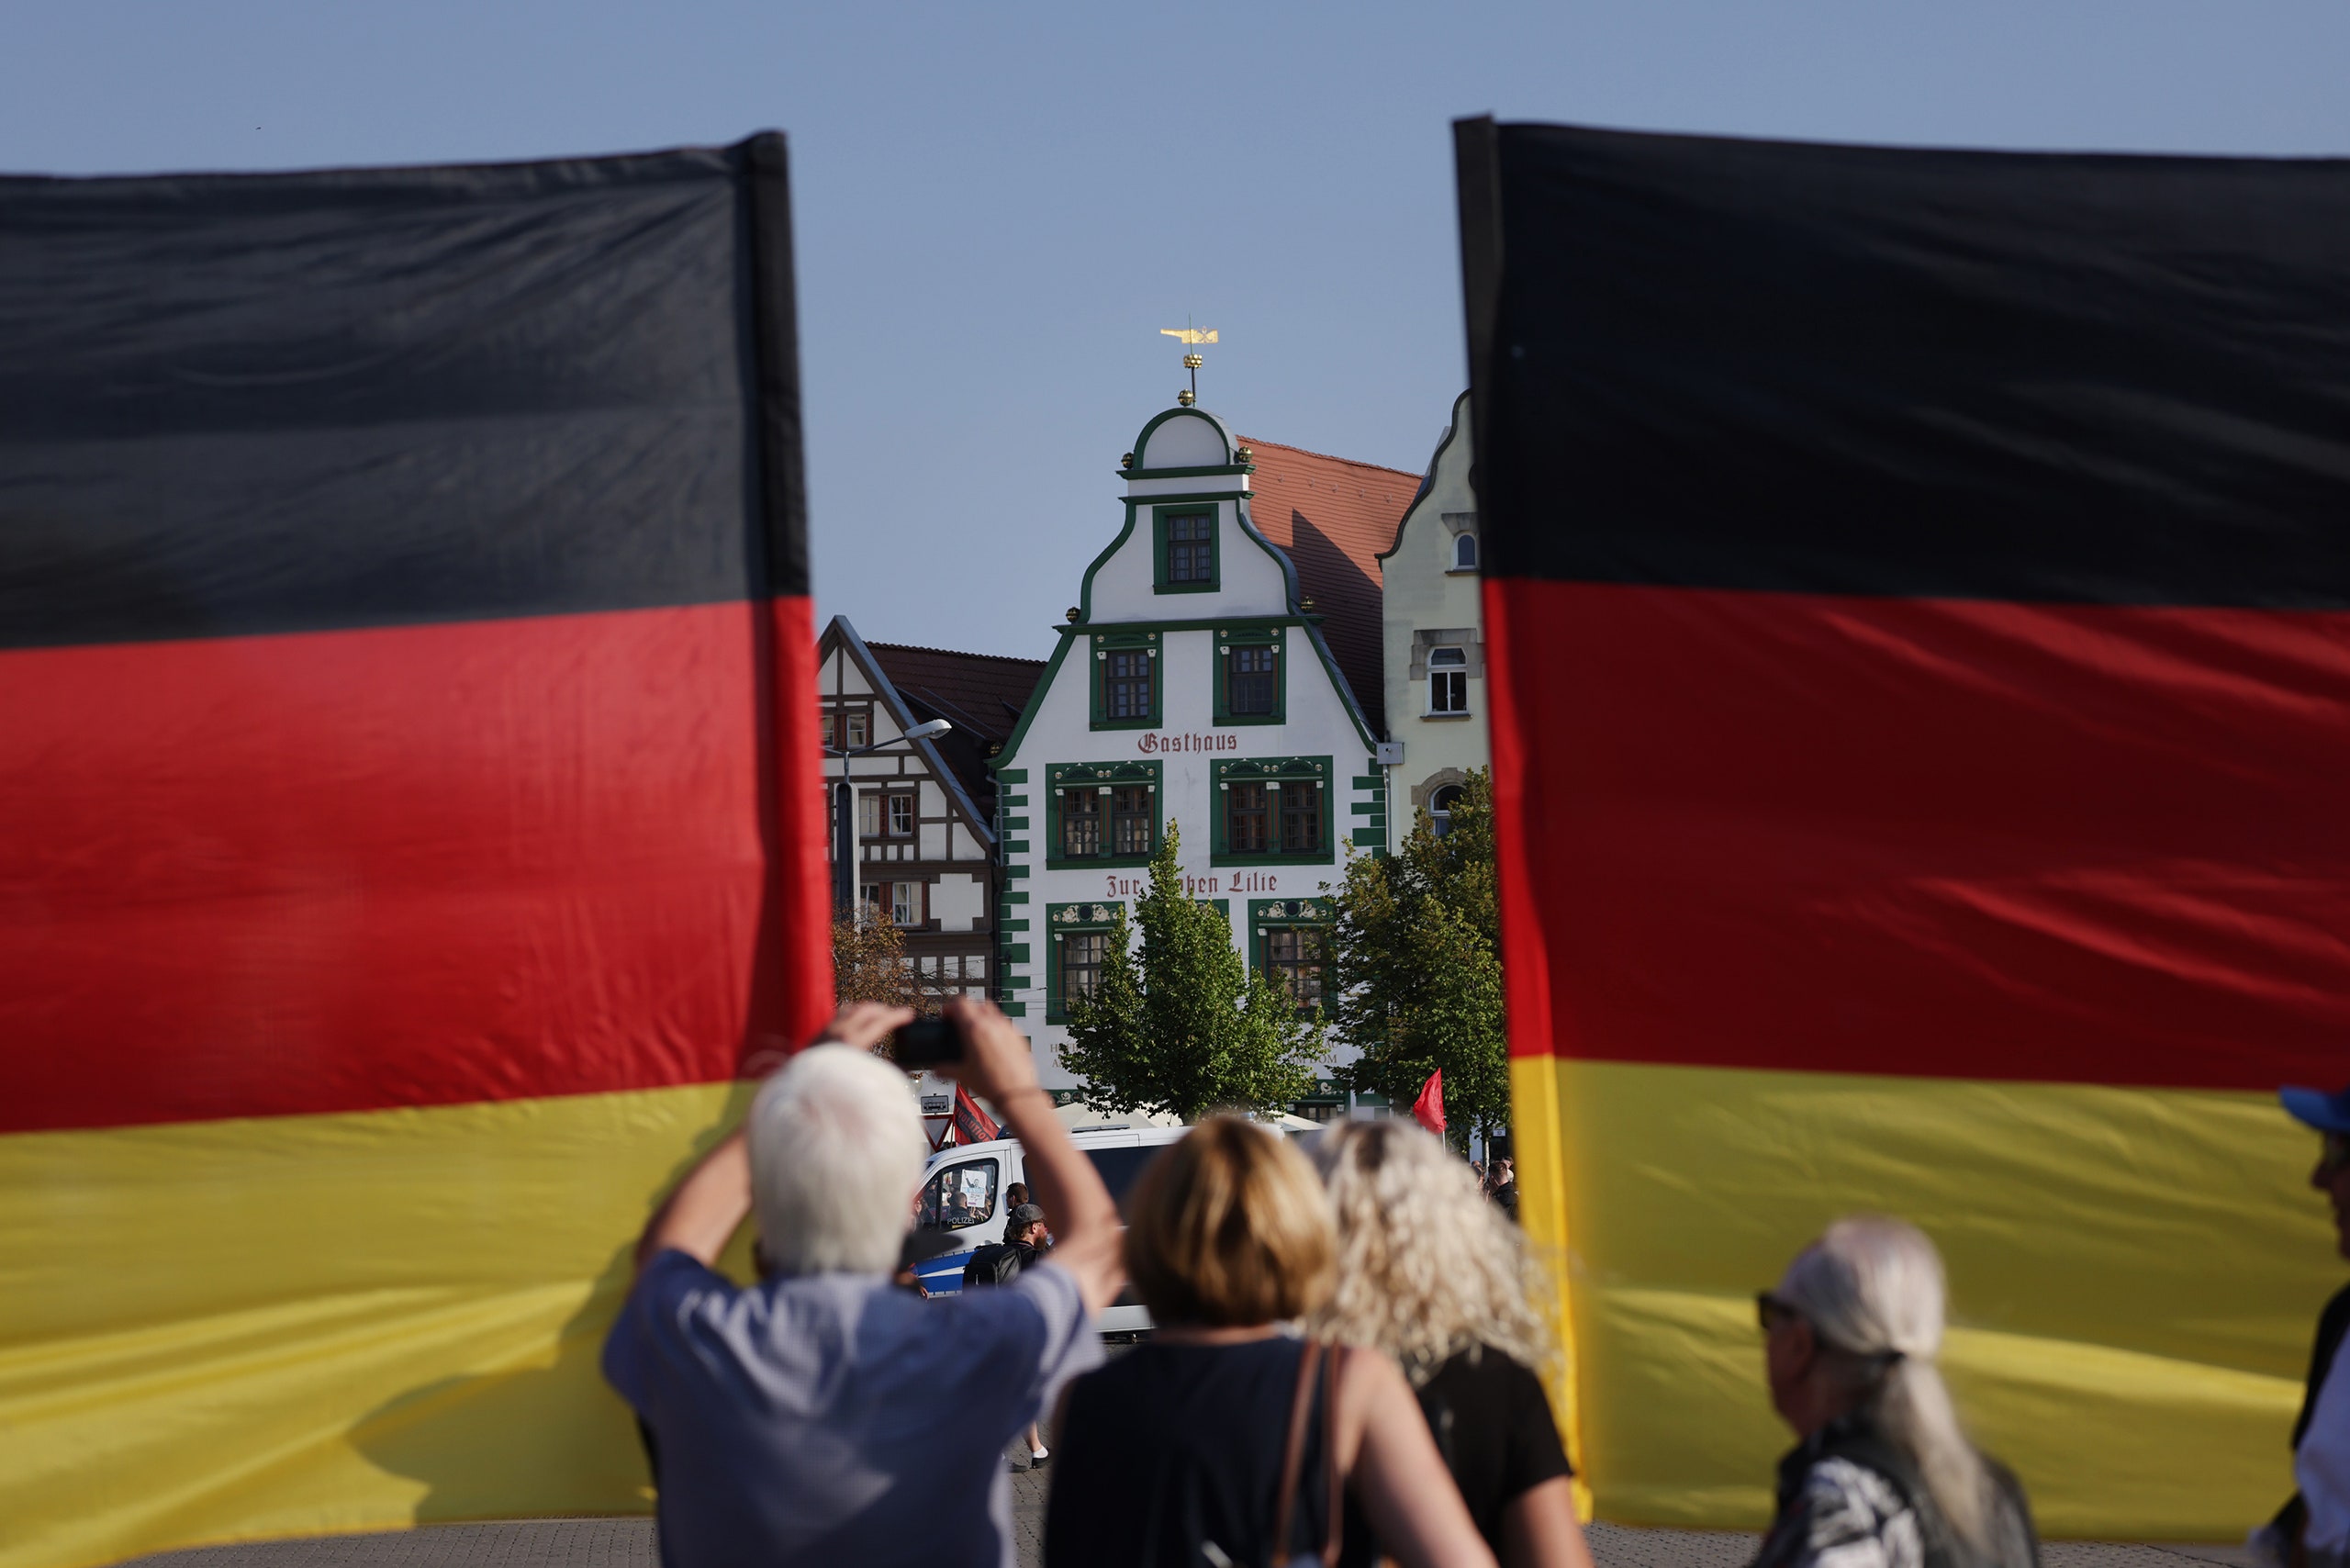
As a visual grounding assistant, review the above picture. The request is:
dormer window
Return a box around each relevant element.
[1451,532,1479,572]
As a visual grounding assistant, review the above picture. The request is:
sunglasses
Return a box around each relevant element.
[1756,1292,1804,1334]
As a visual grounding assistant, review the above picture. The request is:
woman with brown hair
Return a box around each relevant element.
[1311,1121,1591,1568]
[1045,1117,1494,1568]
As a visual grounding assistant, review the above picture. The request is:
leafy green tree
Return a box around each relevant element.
[1061,823,1326,1122]
[1328,768,1508,1148]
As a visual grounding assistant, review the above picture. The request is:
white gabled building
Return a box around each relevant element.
[990,403,1394,1101]
[1376,390,1488,838]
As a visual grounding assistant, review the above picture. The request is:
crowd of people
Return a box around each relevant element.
[599,997,2348,1568]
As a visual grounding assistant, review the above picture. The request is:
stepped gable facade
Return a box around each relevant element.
[1234,436,1421,734]
[989,402,1392,1103]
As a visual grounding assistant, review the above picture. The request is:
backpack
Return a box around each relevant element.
[960,1241,1032,1289]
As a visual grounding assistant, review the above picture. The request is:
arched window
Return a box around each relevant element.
[1429,784,1464,838]
[1427,645,1469,714]
[1452,532,1479,571]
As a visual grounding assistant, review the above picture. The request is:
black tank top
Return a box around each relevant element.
[1046,1336,1373,1568]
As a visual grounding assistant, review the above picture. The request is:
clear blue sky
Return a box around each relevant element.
[8,4,2350,658]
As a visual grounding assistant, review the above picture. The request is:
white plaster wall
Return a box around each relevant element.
[1137,409,1229,468]
[932,872,986,932]
[1380,391,1487,845]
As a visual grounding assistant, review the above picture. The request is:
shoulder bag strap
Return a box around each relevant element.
[1270,1339,1326,1568]
[1320,1343,1347,1568]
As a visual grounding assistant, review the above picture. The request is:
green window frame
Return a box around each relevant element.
[1046,902,1125,1024]
[1250,897,1335,1018]
[1045,760,1162,869]
[1152,504,1220,594]
[1211,756,1336,867]
[1213,624,1286,726]
[1090,631,1162,729]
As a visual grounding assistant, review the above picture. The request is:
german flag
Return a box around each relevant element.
[1457,119,2350,1537]
[0,137,832,1568]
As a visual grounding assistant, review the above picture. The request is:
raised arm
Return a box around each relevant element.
[632,1002,912,1277]
[940,998,1124,1316]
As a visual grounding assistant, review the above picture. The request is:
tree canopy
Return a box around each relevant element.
[1327,768,1508,1144]
[1059,823,1326,1122]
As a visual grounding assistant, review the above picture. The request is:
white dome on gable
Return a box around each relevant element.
[1135,408,1235,471]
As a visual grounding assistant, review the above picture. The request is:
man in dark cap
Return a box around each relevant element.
[2256,1083,2350,1568]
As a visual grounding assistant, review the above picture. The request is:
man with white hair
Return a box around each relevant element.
[602,998,1122,1568]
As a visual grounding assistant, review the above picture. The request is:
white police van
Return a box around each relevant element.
[912,1124,1189,1336]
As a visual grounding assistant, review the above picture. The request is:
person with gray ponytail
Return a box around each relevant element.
[1751,1218,2039,1568]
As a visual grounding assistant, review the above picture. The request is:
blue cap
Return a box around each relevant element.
[2280,1085,2350,1135]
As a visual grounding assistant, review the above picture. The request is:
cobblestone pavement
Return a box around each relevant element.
[121,1495,2266,1568]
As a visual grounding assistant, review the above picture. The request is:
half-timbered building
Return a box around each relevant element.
[815,616,1045,1002]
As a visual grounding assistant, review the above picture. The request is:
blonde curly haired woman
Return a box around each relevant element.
[1311,1121,1594,1568]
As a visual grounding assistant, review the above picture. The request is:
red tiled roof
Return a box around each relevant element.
[867,641,1048,819]
[1238,437,1421,734]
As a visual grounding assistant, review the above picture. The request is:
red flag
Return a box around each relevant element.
[1411,1070,1445,1135]
[952,1082,1002,1146]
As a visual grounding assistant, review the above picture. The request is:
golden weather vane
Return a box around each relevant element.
[1160,319,1217,405]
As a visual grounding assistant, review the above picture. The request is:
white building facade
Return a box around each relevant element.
[1377,390,1487,838]
[990,405,1389,1093]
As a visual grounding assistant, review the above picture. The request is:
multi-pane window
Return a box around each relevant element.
[845,711,870,748]
[1280,782,1323,854]
[864,880,923,926]
[821,711,837,750]
[1266,927,1328,1010]
[1452,532,1479,571]
[887,790,915,837]
[1428,646,1469,714]
[1227,645,1277,716]
[1112,786,1153,855]
[1227,782,1270,853]
[1062,931,1107,1008]
[1062,790,1102,857]
[1165,512,1214,584]
[1106,650,1154,719]
[858,792,881,837]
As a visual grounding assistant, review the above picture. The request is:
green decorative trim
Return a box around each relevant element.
[1348,801,1382,817]
[1003,864,1030,880]
[1152,502,1221,595]
[1209,756,1336,868]
[1003,944,1031,965]
[1046,901,1126,1024]
[1002,794,1028,807]
[1351,827,1385,847]
[1129,406,1237,469]
[1350,775,1383,790]
[1122,462,1254,480]
[1250,897,1336,1019]
[1089,630,1163,730]
[999,1000,1027,1017]
[1000,891,1029,905]
[1212,622,1287,727]
[988,633,1077,771]
[1003,816,1029,831]
[1045,759,1164,869]
[1004,839,1031,854]
[1001,919,1029,932]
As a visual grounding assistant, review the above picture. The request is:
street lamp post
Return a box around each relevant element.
[823,718,952,917]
